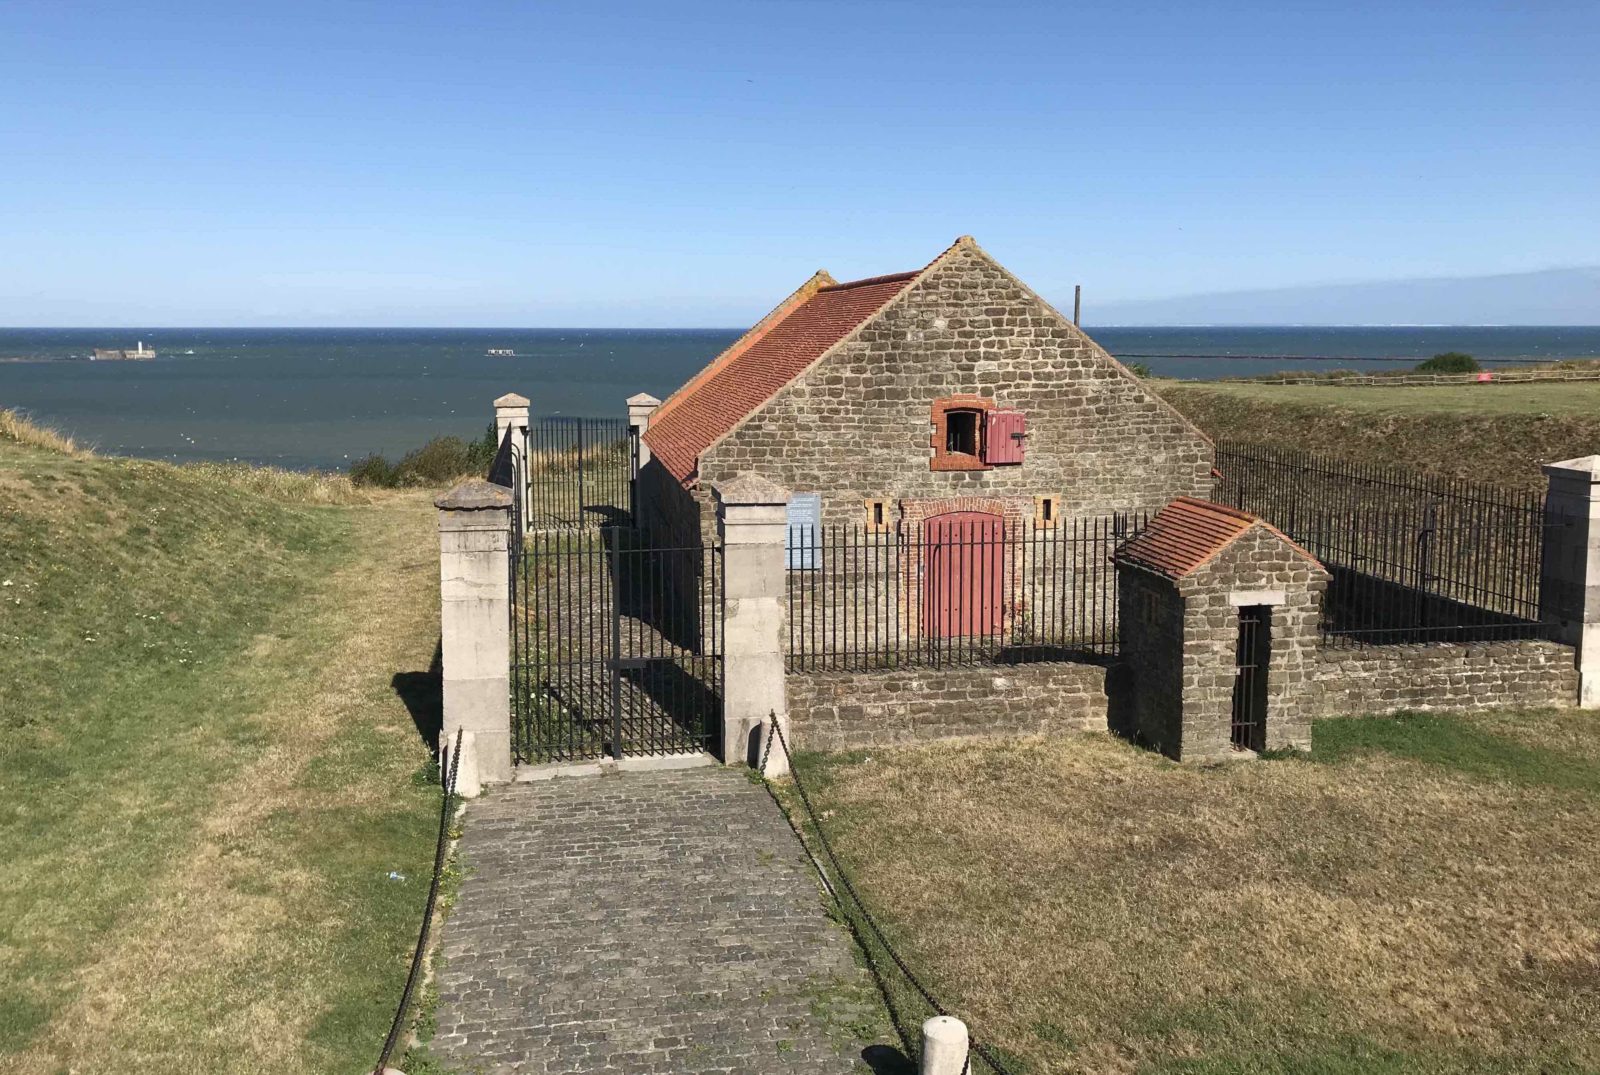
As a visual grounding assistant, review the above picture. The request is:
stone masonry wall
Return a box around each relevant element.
[698,242,1212,531]
[1173,528,1329,763]
[1114,566,1186,756]
[635,457,715,549]
[1312,640,1576,716]
[787,663,1107,751]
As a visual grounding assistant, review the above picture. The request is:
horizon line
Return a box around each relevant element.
[5,323,1600,331]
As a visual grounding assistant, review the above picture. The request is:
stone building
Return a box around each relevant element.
[1114,497,1330,762]
[635,236,1213,549]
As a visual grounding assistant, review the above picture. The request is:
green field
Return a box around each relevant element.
[0,419,448,1073]
[1157,381,1600,492]
[791,709,1600,1074]
[1160,378,1600,416]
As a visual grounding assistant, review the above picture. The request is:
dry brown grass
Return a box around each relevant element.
[182,459,381,505]
[795,718,1600,1073]
[0,409,85,457]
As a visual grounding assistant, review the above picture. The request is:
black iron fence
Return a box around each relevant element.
[490,417,635,531]
[1213,442,1555,645]
[511,527,723,764]
[786,513,1145,672]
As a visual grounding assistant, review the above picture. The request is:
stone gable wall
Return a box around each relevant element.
[697,244,1212,532]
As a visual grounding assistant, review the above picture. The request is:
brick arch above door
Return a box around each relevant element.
[900,496,1031,536]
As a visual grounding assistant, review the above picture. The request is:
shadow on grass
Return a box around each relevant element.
[1310,710,1600,795]
[861,1043,915,1073]
[391,640,443,752]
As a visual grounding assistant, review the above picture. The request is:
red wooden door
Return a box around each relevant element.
[922,511,1005,639]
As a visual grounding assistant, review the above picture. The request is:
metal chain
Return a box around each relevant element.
[757,713,776,776]
[762,716,1010,1075]
[373,728,463,1074]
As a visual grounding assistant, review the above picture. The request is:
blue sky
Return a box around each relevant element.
[1,0,1596,325]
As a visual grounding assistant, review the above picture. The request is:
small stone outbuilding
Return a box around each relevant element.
[1114,497,1330,762]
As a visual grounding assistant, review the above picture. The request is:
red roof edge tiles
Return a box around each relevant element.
[643,266,923,486]
[649,270,835,432]
[1115,496,1323,580]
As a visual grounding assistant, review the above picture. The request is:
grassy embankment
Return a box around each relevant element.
[0,412,451,1073]
[1157,379,1600,493]
[792,709,1600,1074]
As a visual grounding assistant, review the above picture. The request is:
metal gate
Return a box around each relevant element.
[510,527,723,764]
[516,417,637,530]
[1230,605,1270,752]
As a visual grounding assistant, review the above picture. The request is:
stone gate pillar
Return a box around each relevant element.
[626,392,661,469]
[492,393,532,531]
[715,474,791,774]
[1541,456,1600,708]
[437,480,514,793]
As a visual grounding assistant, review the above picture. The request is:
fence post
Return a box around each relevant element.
[715,473,791,774]
[437,479,515,792]
[921,1015,969,1075]
[493,392,529,447]
[1542,456,1600,708]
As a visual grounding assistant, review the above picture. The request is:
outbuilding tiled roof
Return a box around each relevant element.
[643,269,920,485]
[1115,497,1320,579]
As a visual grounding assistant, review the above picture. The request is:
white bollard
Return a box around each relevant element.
[921,1015,969,1075]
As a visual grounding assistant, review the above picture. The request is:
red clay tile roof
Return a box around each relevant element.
[1115,497,1322,579]
[644,270,919,485]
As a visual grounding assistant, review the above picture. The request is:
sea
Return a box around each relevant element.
[2,326,1598,472]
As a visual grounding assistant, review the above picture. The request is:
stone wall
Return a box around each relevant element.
[1113,567,1186,756]
[1312,640,1576,715]
[783,640,1579,754]
[787,663,1107,751]
[698,241,1212,531]
[635,457,714,549]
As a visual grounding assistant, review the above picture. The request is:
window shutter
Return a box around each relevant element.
[984,410,1026,465]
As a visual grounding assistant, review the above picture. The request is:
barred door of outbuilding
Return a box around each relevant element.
[1230,605,1270,752]
[509,528,724,764]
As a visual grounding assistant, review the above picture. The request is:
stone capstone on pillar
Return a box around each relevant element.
[714,473,791,773]
[437,479,515,792]
[493,392,530,448]
[626,391,662,469]
[1541,455,1600,708]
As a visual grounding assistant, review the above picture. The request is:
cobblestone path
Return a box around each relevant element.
[432,766,884,1074]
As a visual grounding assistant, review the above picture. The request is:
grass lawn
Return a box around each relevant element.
[1157,379,1600,417]
[0,429,450,1073]
[790,710,1600,1074]
[1156,382,1600,492]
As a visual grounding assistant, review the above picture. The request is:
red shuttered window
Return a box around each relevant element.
[983,410,1026,465]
